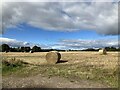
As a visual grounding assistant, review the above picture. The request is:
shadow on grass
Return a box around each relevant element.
[57,60,68,63]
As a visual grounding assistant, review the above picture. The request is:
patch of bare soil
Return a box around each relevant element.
[2,74,109,88]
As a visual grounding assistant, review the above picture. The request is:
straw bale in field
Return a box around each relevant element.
[46,51,61,64]
[99,48,107,55]
[29,50,33,53]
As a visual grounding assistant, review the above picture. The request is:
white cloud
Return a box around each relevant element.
[3,0,119,2]
[1,2,118,35]
[0,1,2,34]
[0,37,52,49]
[0,37,119,49]
[0,37,34,47]
[51,38,119,50]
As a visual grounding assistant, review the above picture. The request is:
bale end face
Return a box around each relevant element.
[99,49,107,55]
[46,51,61,64]
[29,50,34,53]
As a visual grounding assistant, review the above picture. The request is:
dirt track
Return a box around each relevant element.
[3,74,109,88]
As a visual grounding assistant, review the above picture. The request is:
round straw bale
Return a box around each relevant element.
[29,50,33,53]
[46,51,61,64]
[99,48,107,55]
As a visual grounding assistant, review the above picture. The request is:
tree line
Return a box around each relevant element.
[0,44,41,53]
[0,44,120,53]
[0,44,64,53]
[81,47,120,51]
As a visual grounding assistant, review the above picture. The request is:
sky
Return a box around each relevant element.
[0,0,119,50]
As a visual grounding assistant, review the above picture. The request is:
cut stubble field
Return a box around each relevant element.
[2,51,119,88]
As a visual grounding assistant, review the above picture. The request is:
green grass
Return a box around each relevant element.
[2,57,27,76]
[2,64,24,76]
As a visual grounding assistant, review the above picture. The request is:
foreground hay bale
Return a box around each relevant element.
[46,51,61,64]
[99,48,107,55]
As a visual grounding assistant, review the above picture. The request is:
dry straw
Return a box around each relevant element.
[29,50,33,53]
[46,51,61,64]
[99,48,107,55]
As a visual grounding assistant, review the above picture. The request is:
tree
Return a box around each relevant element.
[10,47,23,52]
[110,47,116,51]
[118,47,120,51]
[105,47,110,51]
[105,47,117,51]
[21,47,25,52]
[0,44,10,52]
[20,47,31,52]
[32,46,41,52]
[24,47,31,52]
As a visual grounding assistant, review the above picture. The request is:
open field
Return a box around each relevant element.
[2,51,118,69]
[2,51,119,88]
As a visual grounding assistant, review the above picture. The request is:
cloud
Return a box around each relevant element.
[1,2,118,35]
[3,0,119,2]
[51,38,119,50]
[0,37,35,47]
[0,37,52,49]
[0,37,119,49]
